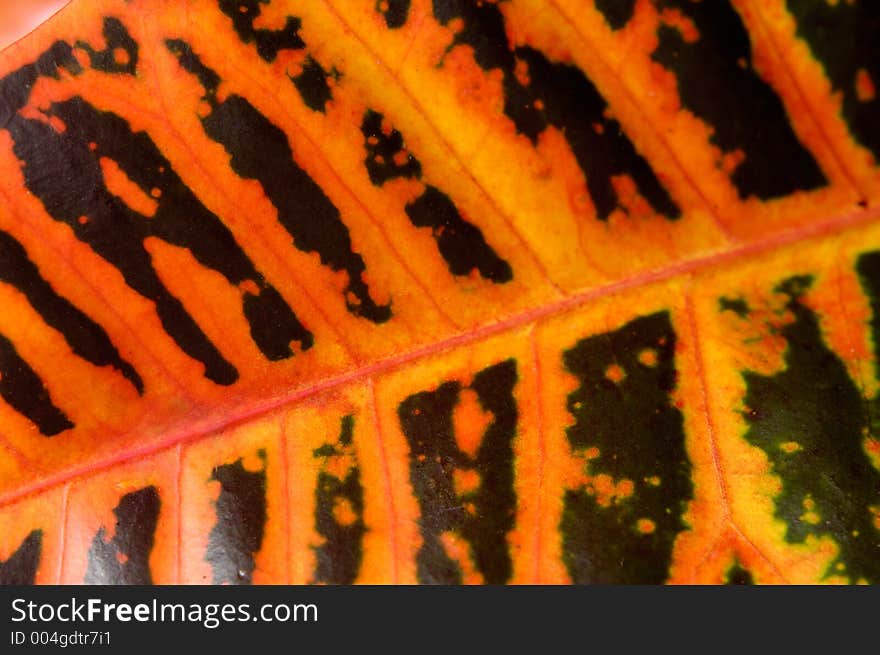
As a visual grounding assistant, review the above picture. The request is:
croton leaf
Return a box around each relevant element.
[0,0,878,585]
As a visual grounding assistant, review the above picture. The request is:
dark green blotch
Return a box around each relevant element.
[0,530,42,585]
[595,0,636,30]
[561,311,693,584]
[377,0,411,28]
[652,0,826,200]
[207,453,268,585]
[398,359,518,584]
[312,415,366,585]
[167,40,391,324]
[725,561,754,585]
[786,0,880,160]
[85,487,160,585]
[431,0,680,220]
[719,296,750,319]
[740,270,880,583]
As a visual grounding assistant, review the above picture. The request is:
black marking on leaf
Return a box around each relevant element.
[377,0,411,29]
[215,1,335,112]
[595,0,637,31]
[75,17,138,76]
[652,0,827,200]
[360,110,512,282]
[561,311,693,584]
[0,332,73,436]
[85,486,160,585]
[432,0,680,220]
[217,0,305,62]
[739,271,880,583]
[0,530,42,585]
[725,561,754,585]
[362,110,422,185]
[398,359,517,584]
[311,415,366,585]
[719,296,750,319]
[167,40,391,324]
[0,43,316,385]
[290,57,333,113]
[207,453,268,585]
[406,187,513,282]
[0,230,142,393]
[786,0,880,160]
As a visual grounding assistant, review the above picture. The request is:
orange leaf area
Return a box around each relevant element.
[0,0,879,585]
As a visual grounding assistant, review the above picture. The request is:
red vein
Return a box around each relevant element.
[528,328,546,584]
[0,202,877,508]
[279,413,292,584]
[319,0,565,296]
[368,377,399,583]
[54,482,70,584]
[175,442,183,584]
[686,291,792,584]
[684,293,732,518]
[732,523,790,584]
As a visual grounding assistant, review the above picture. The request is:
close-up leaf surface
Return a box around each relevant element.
[0,0,878,584]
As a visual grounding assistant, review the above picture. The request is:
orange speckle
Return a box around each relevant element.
[638,349,658,367]
[637,518,656,534]
[332,497,358,526]
[392,149,410,167]
[855,68,876,102]
[452,388,493,458]
[605,363,626,383]
[99,157,158,217]
[241,452,265,473]
[514,58,530,86]
[78,215,89,225]
[660,9,699,43]
[238,279,260,296]
[617,479,634,499]
[112,47,130,66]
[780,441,801,454]
[47,115,66,133]
[453,468,481,496]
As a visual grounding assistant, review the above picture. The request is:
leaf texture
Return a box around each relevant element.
[0,0,879,584]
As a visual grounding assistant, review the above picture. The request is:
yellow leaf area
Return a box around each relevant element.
[0,0,878,584]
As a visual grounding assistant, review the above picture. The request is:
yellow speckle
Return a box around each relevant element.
[780,441,801,454]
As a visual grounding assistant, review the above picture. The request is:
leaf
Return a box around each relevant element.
[0,0,878,585]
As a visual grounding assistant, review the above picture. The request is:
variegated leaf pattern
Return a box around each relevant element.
[0,0,878,585]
